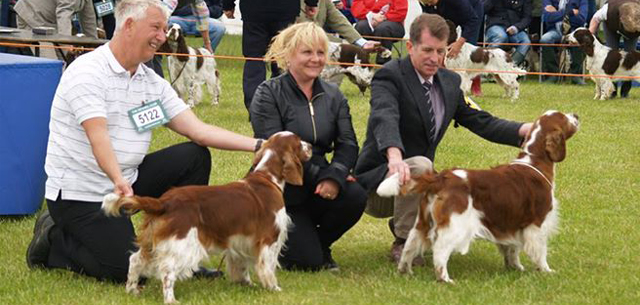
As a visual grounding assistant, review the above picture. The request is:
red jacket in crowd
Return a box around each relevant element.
[351,0,408,23]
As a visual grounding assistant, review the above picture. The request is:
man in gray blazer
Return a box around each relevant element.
[354,13,532,264]
[14,0,98,39]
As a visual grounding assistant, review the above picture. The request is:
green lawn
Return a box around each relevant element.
[1,35,639,304]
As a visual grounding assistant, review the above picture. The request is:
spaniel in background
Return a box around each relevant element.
[377,111,579,283]
[102,132,312,304]
[445,21,526,101]
[564,28,640,100]
[321,42,392,94]
[160,23,221,107]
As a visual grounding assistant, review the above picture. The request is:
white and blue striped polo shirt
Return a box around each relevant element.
[44,43,189,202]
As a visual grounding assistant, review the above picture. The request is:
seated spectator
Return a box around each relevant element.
[484,0,532,67]
[352,0,408,64]
[298,0,379,50]
[170,0,226,52]
[335,0,357,24]
[540,0,587,84]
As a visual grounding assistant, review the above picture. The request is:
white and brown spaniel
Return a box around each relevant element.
[564,28,640,100]
[377,111,579,283]
[445,21,526,101]
[102,132,312,304]
[159,23,221,107]
[321,42,391,94]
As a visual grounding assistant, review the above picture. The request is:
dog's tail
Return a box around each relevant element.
[102,193,165,217]
[376,171,444,198]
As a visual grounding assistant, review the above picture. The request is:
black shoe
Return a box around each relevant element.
[193,267,224,279]
[26,209,54,269]
[620,81,632,98]
[322,250,339,272]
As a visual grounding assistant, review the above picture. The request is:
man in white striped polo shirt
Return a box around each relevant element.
[25,0,261,283]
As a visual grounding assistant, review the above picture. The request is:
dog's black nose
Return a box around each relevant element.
[571,113,579,121]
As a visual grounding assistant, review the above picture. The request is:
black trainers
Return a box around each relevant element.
[26,209,55,269]
[322,250,339,272]
[193,266,224,279]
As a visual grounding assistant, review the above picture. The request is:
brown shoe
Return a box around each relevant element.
[389,241,425,266]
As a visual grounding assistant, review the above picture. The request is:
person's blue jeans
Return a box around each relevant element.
[168,16,226,52]
[485,25,530,56]
[540,29,562,73]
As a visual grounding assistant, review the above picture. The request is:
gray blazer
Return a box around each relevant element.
[14,0,98,38]
[354,57,524,192]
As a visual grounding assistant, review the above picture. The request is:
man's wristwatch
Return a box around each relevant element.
[254,139,264,152]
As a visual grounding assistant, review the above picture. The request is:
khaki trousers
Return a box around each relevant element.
[364,156,433,239]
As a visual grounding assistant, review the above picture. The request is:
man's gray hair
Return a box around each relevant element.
[114,0,171,32]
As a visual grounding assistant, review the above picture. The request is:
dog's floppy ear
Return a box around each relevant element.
[157,40,172,53]
[545,129,566,162]
[176,29,190,62]
[282,152,303,186]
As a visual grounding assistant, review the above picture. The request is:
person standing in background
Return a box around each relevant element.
[223,0,319,113]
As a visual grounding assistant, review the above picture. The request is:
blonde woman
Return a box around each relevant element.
[250,22,367,271]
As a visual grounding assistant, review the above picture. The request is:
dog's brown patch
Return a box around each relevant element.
[194,48,204,70]
[602,50,622,75]
[470,48,490,64]
[622,50,640,70]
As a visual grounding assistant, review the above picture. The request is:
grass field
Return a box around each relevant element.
[1,35,639,304]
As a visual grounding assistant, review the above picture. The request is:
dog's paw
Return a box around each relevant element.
[398,263,413,275]
[376,173,400,197]
[125,283,140,295]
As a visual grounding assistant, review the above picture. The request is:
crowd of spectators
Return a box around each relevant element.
[1,0,636,93]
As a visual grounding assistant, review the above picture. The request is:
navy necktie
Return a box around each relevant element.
[423,81,436,141]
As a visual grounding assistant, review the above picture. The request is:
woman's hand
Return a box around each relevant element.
[315,179,340,200]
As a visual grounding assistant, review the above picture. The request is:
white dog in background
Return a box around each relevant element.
[445,21,526,100]
[160,24,221,107]
[564,28,640,100]
[321,42,392,94]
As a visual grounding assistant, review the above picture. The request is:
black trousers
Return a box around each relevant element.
[242,19,293,112]
[354,20,405,64]
[279,181,367,271]
[46,142,211,283]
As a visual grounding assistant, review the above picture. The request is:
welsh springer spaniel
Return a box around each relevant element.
[377,111,579,283]
[159,23,221,107]
[445,21,526,101]
[564,28,640,100]
[102,131,312,304]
